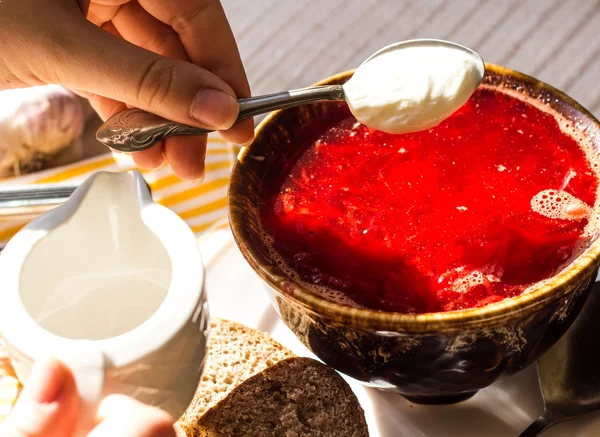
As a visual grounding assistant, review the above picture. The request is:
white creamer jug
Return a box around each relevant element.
[0,170,209,436]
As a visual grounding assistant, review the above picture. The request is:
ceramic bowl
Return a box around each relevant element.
[228,65,600,404]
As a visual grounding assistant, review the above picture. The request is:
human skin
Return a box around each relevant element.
[0,357,177,437]
[0,0,254,180]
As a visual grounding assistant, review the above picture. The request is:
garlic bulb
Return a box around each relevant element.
[0,85,85,176]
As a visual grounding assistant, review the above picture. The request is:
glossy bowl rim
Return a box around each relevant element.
[228,63,600,331]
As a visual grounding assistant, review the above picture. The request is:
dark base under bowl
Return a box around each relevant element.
[403,391,478,405]
[268,271,596,405]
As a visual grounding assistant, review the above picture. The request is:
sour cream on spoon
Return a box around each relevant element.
[343,39,485,134]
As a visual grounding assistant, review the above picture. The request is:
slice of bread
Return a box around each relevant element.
[191,357,369,437]
[177,318,295,433]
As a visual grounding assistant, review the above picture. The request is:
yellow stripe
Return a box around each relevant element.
[32,159,161,185]
[158,177,229,207]
[148,174,179,191]
[149,160,231,192]
[34,157,116,184]
[205,161,232,172]
[205,161,231,173]
[207,137,228,145]
[206,146,232,155]
[33,158,230,199]
[178,197,227,220]
[0,224,26,242]
[0,377,20,417]
[191,218,229,234]
[31,145,229,186]
[209,220,230,235]
[127,159,230,192]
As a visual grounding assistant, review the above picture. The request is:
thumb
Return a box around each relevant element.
[0,357,78,437]
[46,19,240,131]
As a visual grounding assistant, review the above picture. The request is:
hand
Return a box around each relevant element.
[0,0,254,180]
[0,357,175,437]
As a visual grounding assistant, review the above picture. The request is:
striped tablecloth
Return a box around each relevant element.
[0,133,237,420]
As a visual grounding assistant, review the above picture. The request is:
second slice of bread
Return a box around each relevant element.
[177,318,295,433]
[192,357,369,437]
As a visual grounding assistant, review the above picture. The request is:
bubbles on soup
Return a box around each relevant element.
[531,189,590,221]
[438,265,501,294]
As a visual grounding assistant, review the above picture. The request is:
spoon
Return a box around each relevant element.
[519,276,600,436]
[95,39,484,153]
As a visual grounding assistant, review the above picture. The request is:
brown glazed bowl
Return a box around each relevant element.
[228,64,600,405]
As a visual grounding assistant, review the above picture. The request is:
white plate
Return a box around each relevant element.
[204,232,600,437]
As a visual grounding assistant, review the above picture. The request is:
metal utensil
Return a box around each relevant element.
[0,184,79,219]
[519,277,600,436]
[0,183,80,253]
[95,85,345,153]
[95,39,484,153]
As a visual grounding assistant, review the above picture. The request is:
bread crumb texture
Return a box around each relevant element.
[178,318,295,432]
[193,357,369,437]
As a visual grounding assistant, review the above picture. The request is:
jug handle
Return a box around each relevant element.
[56,341,106,437]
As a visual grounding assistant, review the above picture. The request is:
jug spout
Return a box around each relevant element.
[18,169,154,237]
[68,169,153,220]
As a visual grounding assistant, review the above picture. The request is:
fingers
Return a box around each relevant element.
[162,135,207,181]
[84,21,129,123]
[139,1,248,92]
[2,0,247,180]
[36,16,239,131]
[0,360,176,437]
[88,394,175,437]
[111,2,189,61]
[87,93,125,121]
[88,88,169,171]
[87,3,121,26]
[0,357,78,437]
[68,88,91,99]
[109,3,208,176]
[40,17,236,179]
[131,141,166,170]
[139,0,254,144]
[90,0,130,5]
[218,117,254,145]
[89,0,247,177]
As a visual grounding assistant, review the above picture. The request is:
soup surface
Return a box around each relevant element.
[261,86,600,313]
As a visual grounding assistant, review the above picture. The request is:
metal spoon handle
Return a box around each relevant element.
[96,85,345,153]
[518,411,563,437]
[0,183,79,219]
[237,84,345,119]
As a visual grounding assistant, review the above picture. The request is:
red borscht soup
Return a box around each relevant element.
[260,86,600,314]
